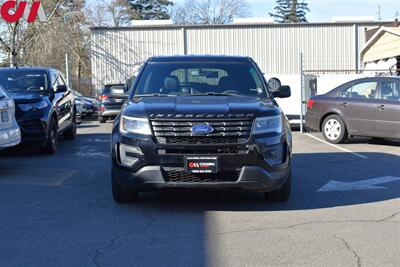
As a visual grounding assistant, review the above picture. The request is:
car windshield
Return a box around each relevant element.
[133,62,268,98]
[0,70,48,93]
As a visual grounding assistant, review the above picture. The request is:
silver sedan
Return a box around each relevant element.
[0,86,21,150]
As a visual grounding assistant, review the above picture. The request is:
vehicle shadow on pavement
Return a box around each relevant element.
[1,130,399,266]
[1,131,399,212]
[137,151,400,212]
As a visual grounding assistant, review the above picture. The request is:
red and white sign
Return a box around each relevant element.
[1,0,47,23]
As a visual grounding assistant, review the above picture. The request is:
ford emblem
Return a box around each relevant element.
[191,124,214,135]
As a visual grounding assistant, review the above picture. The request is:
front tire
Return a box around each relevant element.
[112,176,138,203]
[99,116,107,123]
[41,118,58,154]
[322,115,348,144]
[64,111,77,140]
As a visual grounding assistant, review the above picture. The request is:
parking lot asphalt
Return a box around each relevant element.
[0,120,399,267]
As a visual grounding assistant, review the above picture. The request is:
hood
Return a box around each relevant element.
[9,91,47,104]
[78,98,94,105]
[81,96,96,102]
[123,96,281,119]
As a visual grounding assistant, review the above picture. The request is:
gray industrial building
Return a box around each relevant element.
[90,21,388,93]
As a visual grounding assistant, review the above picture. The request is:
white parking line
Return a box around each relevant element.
[305,133,368,159]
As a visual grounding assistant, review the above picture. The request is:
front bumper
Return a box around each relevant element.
[112,130,292,193]
[0,121,21,149]
[99,109,120,118]
[113,165,290,192]
[16,108,49,145]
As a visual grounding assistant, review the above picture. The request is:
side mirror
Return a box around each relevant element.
[268,77,282,92]
[56,85,68,93]
[272,86,291,98]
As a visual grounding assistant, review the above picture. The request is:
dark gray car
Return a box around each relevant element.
[98,84,127,123]
[305,77,400,143]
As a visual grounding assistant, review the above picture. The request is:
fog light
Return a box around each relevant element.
[262,144,284,166]
[119,144,142,167]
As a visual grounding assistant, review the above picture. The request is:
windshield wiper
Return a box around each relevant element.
[189,92,240,96]
[134,93,176,97]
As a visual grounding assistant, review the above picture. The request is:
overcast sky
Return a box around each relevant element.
[174,0,400,22]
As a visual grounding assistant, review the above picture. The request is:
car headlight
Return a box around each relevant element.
[18,100,48,112]
[0,100,14,112]
[253,115,283,134]
[120,115,152,135]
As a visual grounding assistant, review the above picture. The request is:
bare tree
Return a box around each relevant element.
[19,0,93,92]
[171,0,250,25]
[85,0,110,27]
[86,0,136,27]
[108,0,136,27]
[0,0,64,66]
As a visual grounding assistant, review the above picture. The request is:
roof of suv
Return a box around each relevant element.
[0,67,56,72]
[148,55,252,63]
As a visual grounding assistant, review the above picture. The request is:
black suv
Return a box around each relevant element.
[98,84,127,123]
[0,67,77,153]
[111,56,292,202]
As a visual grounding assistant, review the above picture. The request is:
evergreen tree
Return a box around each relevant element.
[127,0,173,20]
[269,0,309,23]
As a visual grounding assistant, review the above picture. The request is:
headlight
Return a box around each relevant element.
[0,99,14,110]
[120,115,152,135]
[253,115,283,134]
[18,101,48,112]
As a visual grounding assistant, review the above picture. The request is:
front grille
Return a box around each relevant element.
[164,168,241,183]
[158,147,245,155]
[21,120,43,132]
[151,119,253,145]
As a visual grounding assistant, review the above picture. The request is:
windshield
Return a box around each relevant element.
[133,62,268,98]
[0,70,49,93]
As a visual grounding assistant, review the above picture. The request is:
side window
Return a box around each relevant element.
[102,87,111,94]
[341,82,377,99]
[381,81,400,101]
[57,75,66,86]
[249,67,264,94]
[51,72,58,92]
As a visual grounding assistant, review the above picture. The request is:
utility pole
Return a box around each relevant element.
[299,52,304,134]
[377,5,382,21]
[65,53,70,87]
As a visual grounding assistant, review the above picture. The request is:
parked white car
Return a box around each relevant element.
[0,85,21,150]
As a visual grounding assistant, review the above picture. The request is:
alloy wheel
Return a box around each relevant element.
[324,119,342,141]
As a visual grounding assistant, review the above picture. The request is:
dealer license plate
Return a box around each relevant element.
[185,157,219,173]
